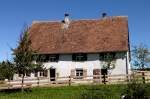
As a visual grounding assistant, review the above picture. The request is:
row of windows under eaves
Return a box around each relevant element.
[33,52,126,62]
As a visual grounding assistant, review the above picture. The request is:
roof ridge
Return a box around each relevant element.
[32,20,61,24]
[32,16,128,24]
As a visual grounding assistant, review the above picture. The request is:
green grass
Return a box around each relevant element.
[0,84,149,99]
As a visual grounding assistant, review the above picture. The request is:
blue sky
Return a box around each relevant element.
[0,0,150,61]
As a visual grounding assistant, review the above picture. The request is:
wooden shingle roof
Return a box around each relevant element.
[29,16,129,54]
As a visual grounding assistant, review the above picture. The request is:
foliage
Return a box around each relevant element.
[101,60,116,70]
[101,53,117,75]
[12,26,42,92]
[132,43,150,69]
[13,28,35,75]
[122,75,149,99]
[0,60,15,80]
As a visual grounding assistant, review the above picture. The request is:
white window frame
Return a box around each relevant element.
[76,69,83,79]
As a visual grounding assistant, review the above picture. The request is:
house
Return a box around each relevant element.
[14,13,131,82]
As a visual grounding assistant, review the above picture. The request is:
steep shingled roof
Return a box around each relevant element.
[28,16,129,54]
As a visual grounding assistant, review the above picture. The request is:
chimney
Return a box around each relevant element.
[64,13,70,24]
[102,13,107,18]
[62,13,70,29]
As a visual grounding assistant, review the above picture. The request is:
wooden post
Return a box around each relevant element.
[103,74,106,84]
[37,77,40,87]
[8,79,10,89]
[69,76,71,86]
[142,71,145,84]
[102,74,106,84]
[99,75,101,84]
[107,75,110,84]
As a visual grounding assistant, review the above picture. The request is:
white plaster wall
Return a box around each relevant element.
[42,54,100,77]
[42,52,130,78]
[13,52,131,80]
[127,51,131,74]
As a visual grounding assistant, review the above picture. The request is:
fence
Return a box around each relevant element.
[0,71,150,90]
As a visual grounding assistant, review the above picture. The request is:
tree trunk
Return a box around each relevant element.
[142,65,145,84]
[21,74,25,92]
[37,77,39,87]
[8,77,11,89]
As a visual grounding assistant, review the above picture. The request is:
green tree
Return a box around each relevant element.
[12,27,42,92]
[132,44,150,69]
[0,61,15,80]
[132,43,150,83]
[0,60,15,88]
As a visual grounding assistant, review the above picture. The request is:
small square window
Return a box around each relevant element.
[99,52,116,60]
[35,72,38,77]
[36,54,59,62]
[49,54,59,62]
[76,69,83,79]
[72,53,87,61]
[40,72,43,77]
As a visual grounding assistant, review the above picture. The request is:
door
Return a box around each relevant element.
[101,69,107,75]
[101,69,108,84]
[50,68,56,81]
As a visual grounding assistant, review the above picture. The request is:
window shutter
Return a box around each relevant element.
[93,69,101,75]
[93,69,101,79]
[71,69,75,78]
[83,69,87,78]
[43,70,48,77]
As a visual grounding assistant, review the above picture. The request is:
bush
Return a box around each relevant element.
[122,76,149,99]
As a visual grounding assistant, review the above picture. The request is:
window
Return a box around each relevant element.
[39,70,48,77]
[116,52,126,59]
[76,69,83,79]
[49,54,59,62]
[72,53,87,61]
[34,72,38,77]
[40,72,44,77]
[99,52,116,60]
[37,54,59,62]
[26,71,31,77]
[37,54,46,62]
[43,70,48,77]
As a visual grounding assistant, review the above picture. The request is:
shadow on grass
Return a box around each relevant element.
[0,88,32,94]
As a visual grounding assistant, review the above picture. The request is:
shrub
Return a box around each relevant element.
[122,76,149,99]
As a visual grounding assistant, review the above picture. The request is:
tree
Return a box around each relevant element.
[12,27,42,92]
[101,53,116,75]
[132,43,150,83]
[0,60,15,88]
[0,60,15,80]
[132,44,150,69]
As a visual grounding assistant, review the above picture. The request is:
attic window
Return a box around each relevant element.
[49,54,59,62]
[37,54,59,62]
[99,52,116,60]
[72,53,87,61]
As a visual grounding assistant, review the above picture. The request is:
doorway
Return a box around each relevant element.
[101,69,108,84]
[50,68,56,81]
[101,69,107,75]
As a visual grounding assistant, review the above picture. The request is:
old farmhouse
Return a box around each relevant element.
[14,14,131,82]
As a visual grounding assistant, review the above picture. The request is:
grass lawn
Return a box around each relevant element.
[0,84,149,99]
